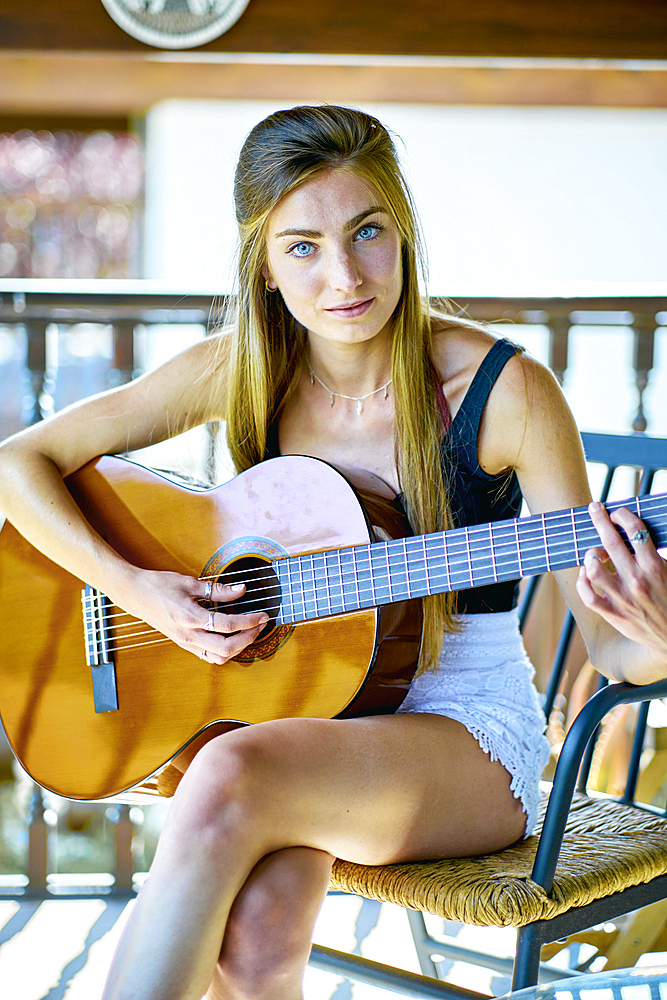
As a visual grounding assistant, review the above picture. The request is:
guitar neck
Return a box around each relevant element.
[273,493,667,625]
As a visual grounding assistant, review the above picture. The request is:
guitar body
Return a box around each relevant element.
[0,455,422,800]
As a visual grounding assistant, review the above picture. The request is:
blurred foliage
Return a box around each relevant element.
[0,130,144,279]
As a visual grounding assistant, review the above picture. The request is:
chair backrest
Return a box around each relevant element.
[519,430,667,808]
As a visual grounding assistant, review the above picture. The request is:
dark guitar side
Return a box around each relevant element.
[0,456,422,800]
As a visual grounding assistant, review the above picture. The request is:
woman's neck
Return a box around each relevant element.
[305,333,393,399]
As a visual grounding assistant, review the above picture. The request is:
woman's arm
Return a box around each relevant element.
[0,335,267,664]
[478,347,667,685]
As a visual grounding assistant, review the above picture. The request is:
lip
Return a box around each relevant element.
[324,298,374,318]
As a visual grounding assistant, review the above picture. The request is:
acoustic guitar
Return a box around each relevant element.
[0,454,665,800]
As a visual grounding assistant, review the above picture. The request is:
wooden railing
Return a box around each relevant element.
[0,278,666,898]
[1,279,666,436]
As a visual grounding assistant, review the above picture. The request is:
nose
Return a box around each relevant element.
[327,248,362,292]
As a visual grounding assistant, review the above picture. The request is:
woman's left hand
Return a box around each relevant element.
[576,501,667,660]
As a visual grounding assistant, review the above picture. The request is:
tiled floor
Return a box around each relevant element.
[0,892,518,1000]
[2,892,667,1000]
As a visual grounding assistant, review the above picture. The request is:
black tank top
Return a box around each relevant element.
[438,337,522,613]
[263,337,523,614]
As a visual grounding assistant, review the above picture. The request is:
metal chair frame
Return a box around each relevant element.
[310,431,667,998]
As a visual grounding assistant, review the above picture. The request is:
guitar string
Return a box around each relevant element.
[190,496,667,591]
[98,502,667,623]
[89,507,667,642]
[86,498,667,654]
[90,504,667,646]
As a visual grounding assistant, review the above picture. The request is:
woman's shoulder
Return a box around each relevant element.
[429,312,502,380]
[428,313,555,398]
[428,314,566,472]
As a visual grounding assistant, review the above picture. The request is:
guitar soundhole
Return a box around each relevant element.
[213,556,292,663]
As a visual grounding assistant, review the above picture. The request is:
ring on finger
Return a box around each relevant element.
[204,580,212,600]
[206,609,215,632]
[632,529,650,544]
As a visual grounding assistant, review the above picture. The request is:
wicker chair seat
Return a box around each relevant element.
[330,791,667,928]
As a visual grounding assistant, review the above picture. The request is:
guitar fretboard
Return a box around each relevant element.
[272,493,667,625]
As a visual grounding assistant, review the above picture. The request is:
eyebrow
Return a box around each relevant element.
[273,205,386,240]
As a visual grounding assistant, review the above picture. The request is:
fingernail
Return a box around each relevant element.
[230,584,245,592]
[589,501,601,513]
[259,615,269,625]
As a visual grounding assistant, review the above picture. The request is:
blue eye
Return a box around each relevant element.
[288,242,314,258]
[355,223,383,241]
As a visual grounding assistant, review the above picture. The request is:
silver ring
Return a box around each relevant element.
[204,580,212,600]
[632,529,650,544]
[206,609,215,632]
[201,649,208,660]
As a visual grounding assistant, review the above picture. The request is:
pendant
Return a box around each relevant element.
[356,398,363,416]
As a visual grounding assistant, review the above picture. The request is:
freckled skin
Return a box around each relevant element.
[263,169,403,354]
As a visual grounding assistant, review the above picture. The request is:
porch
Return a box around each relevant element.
[1,282,667,998]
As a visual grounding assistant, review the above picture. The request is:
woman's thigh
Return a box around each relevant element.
[188,712,527,866]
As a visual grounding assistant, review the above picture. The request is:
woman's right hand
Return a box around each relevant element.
[110,569,269,666]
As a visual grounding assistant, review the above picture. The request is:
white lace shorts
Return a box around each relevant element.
[396,608,550,836]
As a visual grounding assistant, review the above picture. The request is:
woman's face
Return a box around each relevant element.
[263,168,403,347]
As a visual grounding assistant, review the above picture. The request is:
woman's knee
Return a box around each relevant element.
[176,728,275,832]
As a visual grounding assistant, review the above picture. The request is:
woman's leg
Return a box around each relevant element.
[206,846,333,1000]
[102,713,527,1000]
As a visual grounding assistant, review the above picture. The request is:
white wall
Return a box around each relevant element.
[144,100,667,292]
[142,99,667,438]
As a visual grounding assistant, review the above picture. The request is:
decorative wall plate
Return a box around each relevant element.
[100,0,250,50]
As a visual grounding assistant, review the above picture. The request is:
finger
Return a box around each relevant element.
[609,507,660,560]
[582,547,617,582]
[197,622,264,666]
[200,580,247,604]
[203,608,269,635]
[588,501,638,574]
[576,563,611,612]
[583,545,608,564]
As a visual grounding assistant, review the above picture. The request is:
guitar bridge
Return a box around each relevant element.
[82,584,119,713]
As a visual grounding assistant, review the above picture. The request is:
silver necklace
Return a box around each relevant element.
[308,367,393,416]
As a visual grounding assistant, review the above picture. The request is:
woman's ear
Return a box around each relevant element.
[261,265,277,290]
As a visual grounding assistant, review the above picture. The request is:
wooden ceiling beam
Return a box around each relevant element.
[1,53,666,116]
[2,0,667,61]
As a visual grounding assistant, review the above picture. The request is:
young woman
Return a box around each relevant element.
[0,105,666,1000]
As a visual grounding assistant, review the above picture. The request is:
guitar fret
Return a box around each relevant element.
[571,507,579,565]
[340,548,355,613]
[297,555,306,619]
[489,522,498,583]
[542,513,551,571]
[514,519,523,577]
[351,547,360,609]
[322,551,332,615]
[422,536,430,595]
[312,552,322,616]
[311,551,326,618]
[358,545,374,610]
[301,554,312,619]
[464,525,473,588]
[294,556,305,621]
[335,549,344,613]
[442,531,450,592]
[368,545,377,605]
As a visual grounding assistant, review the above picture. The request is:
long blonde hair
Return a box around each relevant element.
[225,105,458,671]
